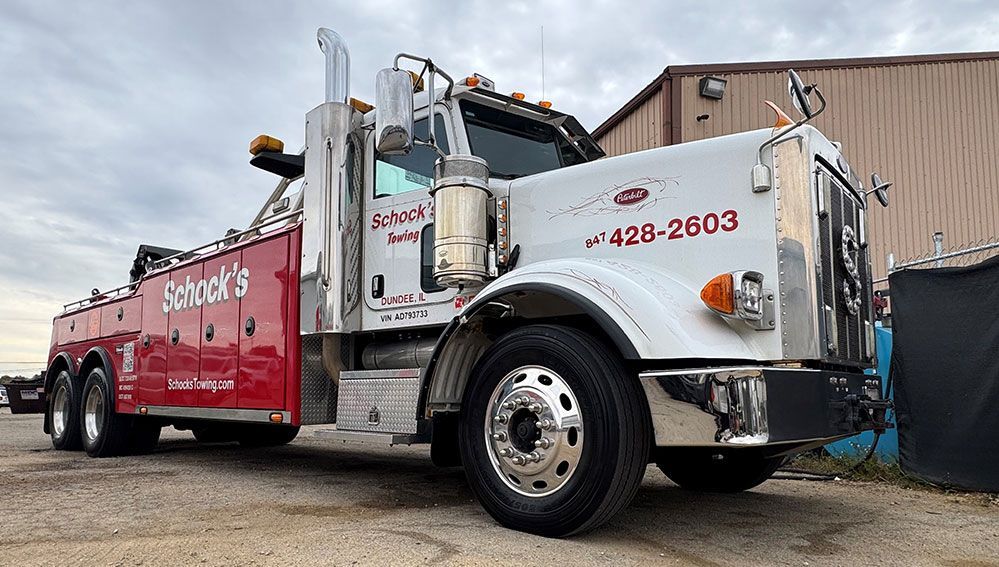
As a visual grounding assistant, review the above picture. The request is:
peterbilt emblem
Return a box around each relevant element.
[840,225,863,315]
[613,188,649,205]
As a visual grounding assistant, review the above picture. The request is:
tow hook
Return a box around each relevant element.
[831,394,893,434]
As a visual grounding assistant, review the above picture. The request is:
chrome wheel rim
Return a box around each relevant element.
[83,384,104,443]
[484,365,584,497]
[52,385,69,438]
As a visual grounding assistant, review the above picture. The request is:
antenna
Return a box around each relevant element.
[541,25,546,100]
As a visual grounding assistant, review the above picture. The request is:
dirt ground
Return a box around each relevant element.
[1,409,997,567]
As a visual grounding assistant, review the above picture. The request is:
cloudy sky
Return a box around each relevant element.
[1,0,996,372]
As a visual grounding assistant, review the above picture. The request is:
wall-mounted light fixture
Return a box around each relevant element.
[698,76,727,100]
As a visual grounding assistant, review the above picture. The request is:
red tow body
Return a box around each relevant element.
[47,225,304,425]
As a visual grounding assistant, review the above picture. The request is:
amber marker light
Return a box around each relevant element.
[538,100,553,109]
[269,413,284,424]
[701,273,735,315]
[763,100,794,128]
[138,407,148,415]
[249,135,285,156]
[511,92,526,100]
[465,76,480,87]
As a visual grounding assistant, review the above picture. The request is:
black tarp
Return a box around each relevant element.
[889,254,999,491]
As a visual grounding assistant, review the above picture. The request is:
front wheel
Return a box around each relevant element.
[459,324,651,537]
[656,448,784,492]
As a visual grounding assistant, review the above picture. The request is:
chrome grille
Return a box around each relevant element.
[816,170,874,365]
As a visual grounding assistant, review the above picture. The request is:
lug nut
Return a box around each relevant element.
[518,396,531,406]
[528,452,542,463]
[502,401,516,410]
[534,437,554,449]
[494,414,509,424]
[492,432,508,442]
[528,402,544,414]
[499,447,514,457]
[536,419,554,431]
[511,455,526,466]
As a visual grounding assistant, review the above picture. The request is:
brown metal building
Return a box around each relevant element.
[592,52,999,281]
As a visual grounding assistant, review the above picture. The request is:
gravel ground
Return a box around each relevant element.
[1,408,997,566]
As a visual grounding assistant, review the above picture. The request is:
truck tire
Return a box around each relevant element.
[459,324,650,537]
[237,424,300,447]
[80,367,132,458]
[49,370,83,451]
[656,448,784,492]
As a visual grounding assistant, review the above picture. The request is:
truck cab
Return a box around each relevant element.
[40,27,892,538]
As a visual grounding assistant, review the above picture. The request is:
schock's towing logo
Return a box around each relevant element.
[162,262,250,314]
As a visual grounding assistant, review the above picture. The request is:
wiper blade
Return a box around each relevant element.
[488,171,520,179]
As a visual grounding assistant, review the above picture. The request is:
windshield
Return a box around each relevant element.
[460,99,586,179]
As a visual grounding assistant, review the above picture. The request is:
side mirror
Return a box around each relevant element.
[869,173,892,208]
[375,68,415,155]
[787,69,814,119]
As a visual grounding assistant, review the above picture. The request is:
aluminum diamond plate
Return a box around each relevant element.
[300,333,338,425]
[337,371,420,434]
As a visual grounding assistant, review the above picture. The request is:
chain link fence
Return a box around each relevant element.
[875,234,999,285]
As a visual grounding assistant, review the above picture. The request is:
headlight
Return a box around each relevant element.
[735,271,764,320]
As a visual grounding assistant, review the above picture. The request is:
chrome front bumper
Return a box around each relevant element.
[639,367,890,447]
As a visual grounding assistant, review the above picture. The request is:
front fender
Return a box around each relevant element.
[463,258,762,360]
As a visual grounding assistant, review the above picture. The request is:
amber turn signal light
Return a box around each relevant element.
[249,135,285,156]
[701,273,735,315]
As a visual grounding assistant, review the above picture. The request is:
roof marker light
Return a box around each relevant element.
[538,100,552,109]
[763,100,794,128]
[249,135,284,156]
[511,92,526,100]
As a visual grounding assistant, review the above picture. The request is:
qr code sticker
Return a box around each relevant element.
[122,342,135,373]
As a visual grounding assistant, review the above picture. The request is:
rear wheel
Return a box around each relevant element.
[656,448,784,492]
[81,368,132,457]
[49,371,82,451]
[459,324,650,537]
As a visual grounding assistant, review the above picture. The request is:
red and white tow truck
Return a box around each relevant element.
[37,28,891,536]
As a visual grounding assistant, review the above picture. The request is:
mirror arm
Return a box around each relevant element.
[414,138,447,160]
[755,85,827,166]
[391,52,454,158]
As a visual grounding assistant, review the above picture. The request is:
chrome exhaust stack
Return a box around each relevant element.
[301,28,362,335]
[317,27,349,103]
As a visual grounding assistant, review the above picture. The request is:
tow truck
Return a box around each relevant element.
[38,28,891,536]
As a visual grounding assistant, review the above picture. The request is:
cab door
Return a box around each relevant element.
[361,110,458,331]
